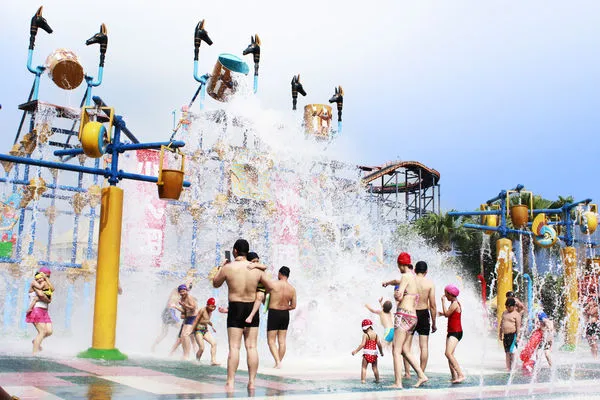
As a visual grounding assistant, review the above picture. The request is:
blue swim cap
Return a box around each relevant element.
[177,284,188,292]
[537,311,548,321]
[394,285,400,290]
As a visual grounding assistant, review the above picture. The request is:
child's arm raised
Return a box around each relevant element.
[351,334,367,356]
[365,304,380,314]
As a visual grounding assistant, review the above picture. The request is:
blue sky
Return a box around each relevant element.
[1,1,600,212]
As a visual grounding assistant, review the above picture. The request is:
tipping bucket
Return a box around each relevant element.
[45,49,84,90]
[206,53,249,102]
[303,104,333,139]
[157,146,185,200]
[510,204,529,228]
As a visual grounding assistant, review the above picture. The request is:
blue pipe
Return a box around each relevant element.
[0,177,88,193]
[54,140,186,157]
[448,210,502,217]
[337,121,342,135]
[200,85,206,110]
[26,50,45,101]
[253,75,258,94]
[523,273,533,332]
[0,153,190,187]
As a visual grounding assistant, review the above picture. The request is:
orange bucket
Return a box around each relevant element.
[46,49,84,90]
[510,204,529,228]
[157,146,185,200]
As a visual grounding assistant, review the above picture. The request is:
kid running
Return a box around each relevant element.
[351,319,384,383]
[439,284,465,384]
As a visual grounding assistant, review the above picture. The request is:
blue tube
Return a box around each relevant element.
[337,121,342,135]
[253,75,258,94]
[26,50,37,74]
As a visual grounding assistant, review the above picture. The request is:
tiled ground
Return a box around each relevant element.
[2,355,600,399]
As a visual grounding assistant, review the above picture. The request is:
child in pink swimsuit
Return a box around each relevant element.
[351,319,384,383]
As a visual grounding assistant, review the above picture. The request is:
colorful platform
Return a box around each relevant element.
[3,354,600,399]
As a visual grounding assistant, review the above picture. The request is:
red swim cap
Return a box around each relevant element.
[397,252,411,265]
[207,297,216,306]
[39,267,51,276]
[362,319,373,329]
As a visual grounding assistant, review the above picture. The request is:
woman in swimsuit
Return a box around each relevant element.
[382,252,428,388]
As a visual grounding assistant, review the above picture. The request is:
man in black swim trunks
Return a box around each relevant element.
[403,261,437,376]
[212,239,273,391]
[267,266,297,368]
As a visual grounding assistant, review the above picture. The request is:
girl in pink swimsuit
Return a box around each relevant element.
[351,319,383,383]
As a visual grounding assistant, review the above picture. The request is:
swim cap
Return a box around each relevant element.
[39,267,51,276]
[34,273,44,280]
[362,319,373,330]
[177,284,188,292]
[207,297,216,306]
[444,284,460,297]
[397,252,411,265]
[537,311,548,321]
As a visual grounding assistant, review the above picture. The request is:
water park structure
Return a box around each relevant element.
[449,184,599,350]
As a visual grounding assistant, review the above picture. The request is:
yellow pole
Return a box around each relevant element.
[496,238,513,333]
[78,186,127,360]
[562,246,578,350]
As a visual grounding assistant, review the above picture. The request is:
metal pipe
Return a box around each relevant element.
[448,210,502,216]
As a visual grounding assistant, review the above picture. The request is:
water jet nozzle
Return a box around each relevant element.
[243,34,261,76]
[86,24,108,67]
[291,74,306,110]
[194,20,213,61]
[328,86,344,122]
[29,6,53,50]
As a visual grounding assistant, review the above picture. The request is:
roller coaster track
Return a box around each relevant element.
[360,161,440,194]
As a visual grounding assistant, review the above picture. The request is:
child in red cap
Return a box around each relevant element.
[191,297,219,365]
[439,284,465,383]
[351,319,383,383]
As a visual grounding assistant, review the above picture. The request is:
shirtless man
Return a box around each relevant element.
[152,281,192,352]
[403,261,437,376]
[212,239,273,391]
[267,266,297,368]
[193,297,219,365]
[171,284,198,360]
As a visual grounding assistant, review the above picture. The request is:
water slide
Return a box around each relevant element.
[360,161,440,194]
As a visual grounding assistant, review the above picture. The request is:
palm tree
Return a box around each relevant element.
[414,212,473,253]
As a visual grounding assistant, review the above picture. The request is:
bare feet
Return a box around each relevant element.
[452,376,465,384]
[247,381,255,390]
[403,373,411,379]
[414,376,428,388]
[273,363,281,369]
[211,361,220,366]
[225,382,234,392]
[386,383,403,389]
[361,380,366,384]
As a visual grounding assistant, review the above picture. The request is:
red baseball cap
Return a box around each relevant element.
[397,252,411,265]
[206,297,216,306]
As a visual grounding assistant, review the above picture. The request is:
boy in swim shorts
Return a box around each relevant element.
[365,297,394,343]
[499,297,521,371]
